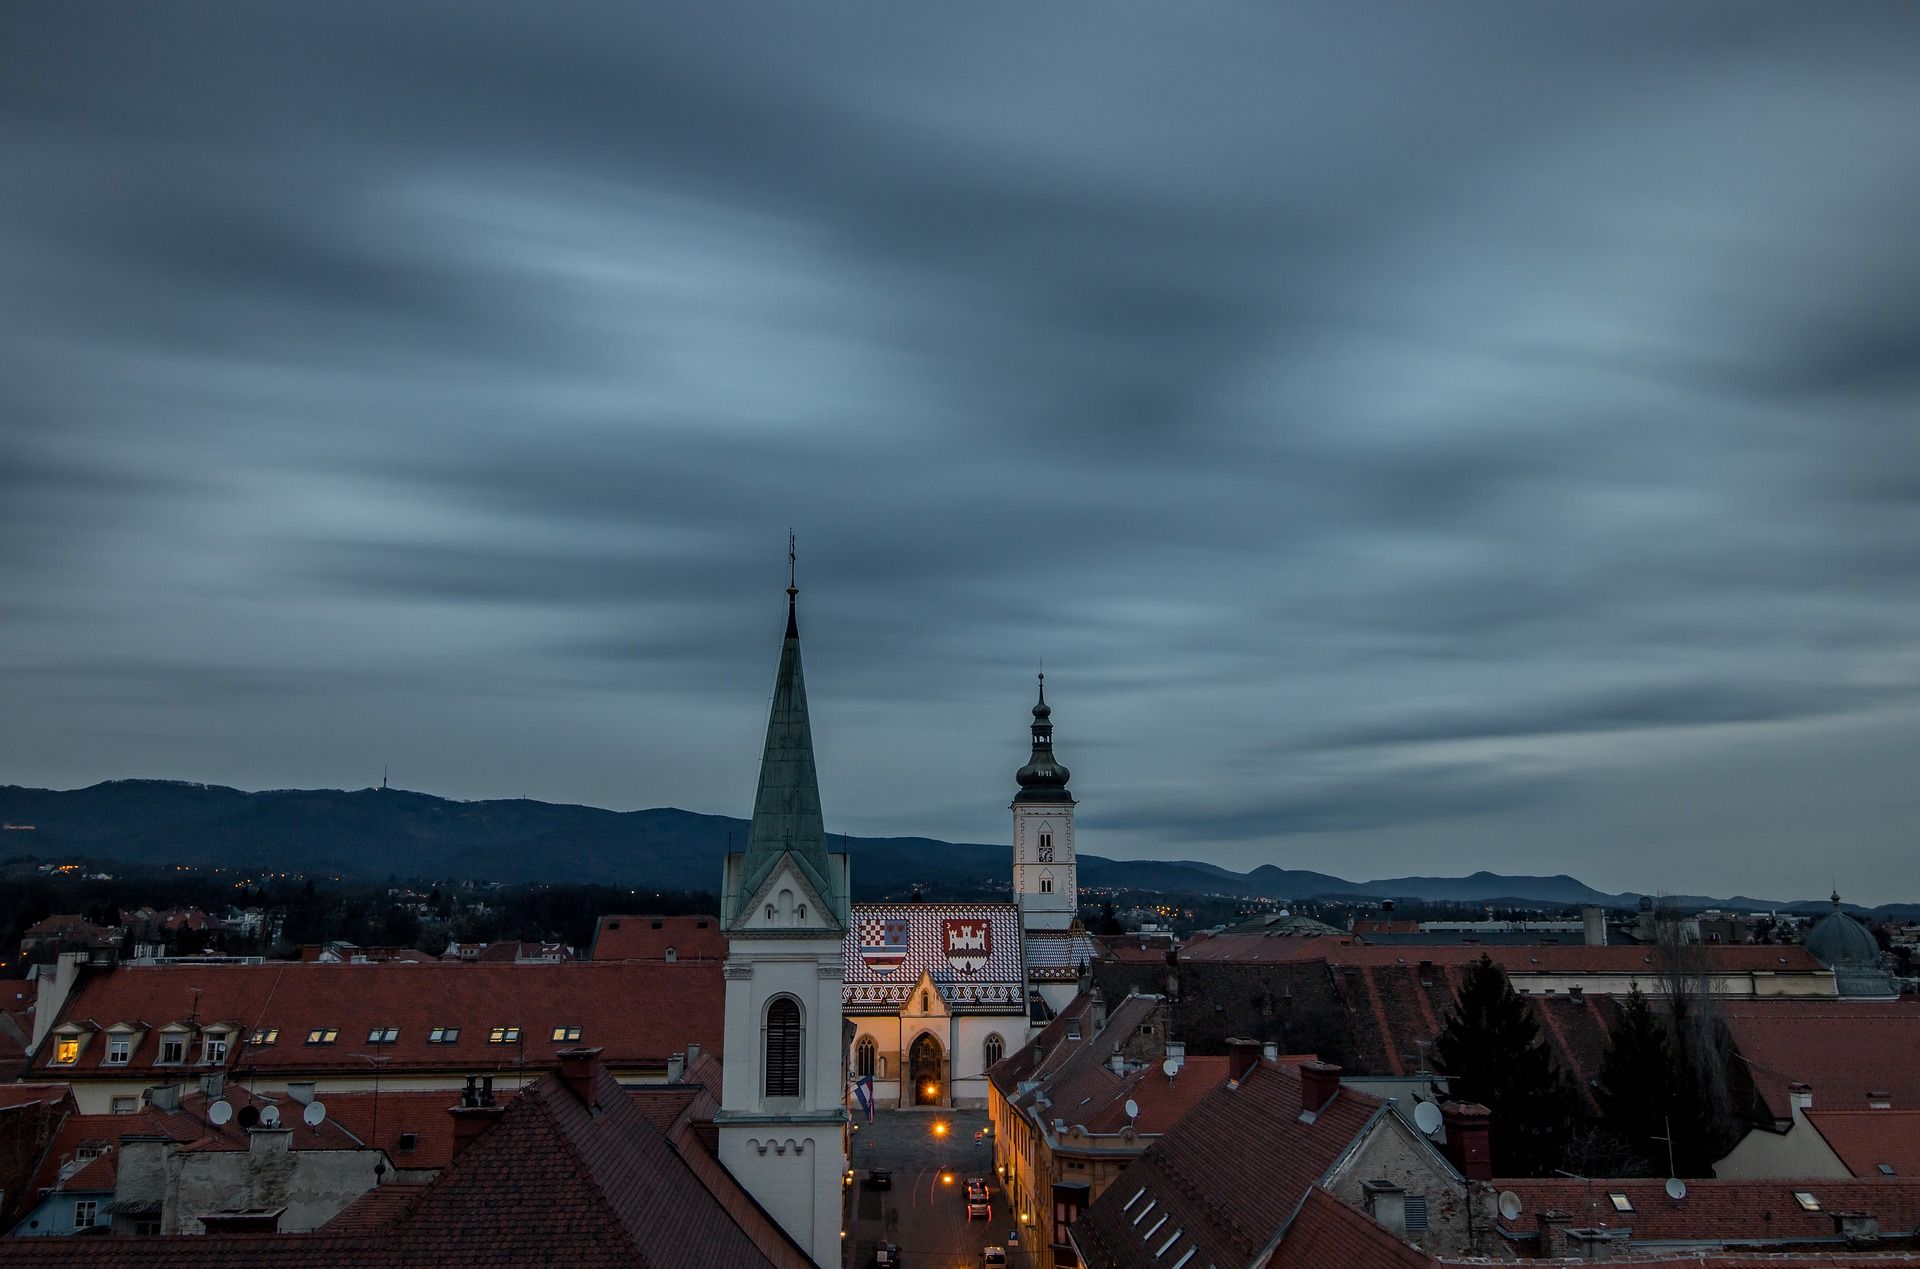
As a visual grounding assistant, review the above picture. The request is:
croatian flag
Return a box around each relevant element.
[853,1074,874,1122]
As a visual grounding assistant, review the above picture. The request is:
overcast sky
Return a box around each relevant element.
[5,4,1919,900]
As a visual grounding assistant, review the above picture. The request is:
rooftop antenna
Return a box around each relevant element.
[787,529,797,598]
[382,766,388,791]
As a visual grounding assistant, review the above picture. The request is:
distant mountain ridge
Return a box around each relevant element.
[0,780,1902,912]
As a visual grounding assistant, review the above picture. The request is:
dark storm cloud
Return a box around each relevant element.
[4,2,1920,896]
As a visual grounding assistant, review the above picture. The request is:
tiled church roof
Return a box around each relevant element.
[844,903,1026,1010]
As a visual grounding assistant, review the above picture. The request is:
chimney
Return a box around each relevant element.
[667,1052,687,1084]
[1441,1102,1493,1180]
[1164,1040,1185,1076]
[1538,1210,1574,1257]
[1262,1040,1280,1062]
[1109,1051,1127,1075]
[451,1075,507,1158]
[1567,984,1585,1004]
[1789,1081,1814,1114]
[1361,1179,1406,1236]
[200,1072,226,1099]
[1565,1227,1628,1261]
[248,1127,292,1155]
[1299,1061,1341,1114]
[1583,906,1607,947]
[557,1046,603,1106]
[685,1042,702,1069]
[1090,988,1107,1035]
[1227,1038,1262,1081]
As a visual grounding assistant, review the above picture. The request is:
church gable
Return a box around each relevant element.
[735,854,839,934]
[843,903,1025,1011]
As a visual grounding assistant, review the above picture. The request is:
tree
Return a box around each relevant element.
[1651,904,1740,1174]
[1593,984,1668,1175]
[1090,902,1124,937]
[1432,955,1579,1176]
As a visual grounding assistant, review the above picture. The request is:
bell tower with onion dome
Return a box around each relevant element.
[1011,673,1077,931]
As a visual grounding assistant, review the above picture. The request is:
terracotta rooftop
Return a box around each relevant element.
[33,958,722,1078]
[1181,933,1827,975]
[1808,1110,1920,1178]
[1073,1058,1384,1269]
[1493,1175,1920,1246]
[1722,999,1920,1121]
[591,914,726,962]
[0,1059,811,1268]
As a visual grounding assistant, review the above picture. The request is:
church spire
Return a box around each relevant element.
[736,542,834,912]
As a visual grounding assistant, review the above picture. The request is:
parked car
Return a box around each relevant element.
[981,1248,1007,1267]
[965,1177,989,1199]
[866,1168,892,1190]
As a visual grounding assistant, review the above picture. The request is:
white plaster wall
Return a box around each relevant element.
[1013,805,1077,931]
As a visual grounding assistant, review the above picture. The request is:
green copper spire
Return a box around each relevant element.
[735,558,836,914]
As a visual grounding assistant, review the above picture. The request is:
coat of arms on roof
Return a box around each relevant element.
[944,918,992,974]
[860,918,909,971]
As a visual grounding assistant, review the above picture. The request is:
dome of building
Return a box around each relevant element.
[1805,891,1881,968]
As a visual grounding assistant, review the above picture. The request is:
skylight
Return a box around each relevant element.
[366,1027,399,1045]
[305,1028,339,1045]
[1794,1191,1820,1211]
[1608,1193,1633,1213]
[488,1026,521,1044]
[551,1025,582,1042]
[247,1028,279,1045]
[429,1026,460,1044]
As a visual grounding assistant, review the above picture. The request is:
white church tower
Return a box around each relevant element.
[716,563,849,1268]
[1011,674,1077,931]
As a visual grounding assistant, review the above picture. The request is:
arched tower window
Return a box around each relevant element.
[984,1032,1005,1068]
[1040,871,1054,894]
[855,1035,877,1078]
[764,998,801,1098]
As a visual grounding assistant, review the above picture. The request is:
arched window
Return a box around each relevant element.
[984,1032,1005,1068]
[765,904,775,920]
[855,1035,877,1078]
[921,991,930,1013]
[764,998,801,1098]
[797,904,806,920]
[1040,871,1054,894]
[664,947,677,964]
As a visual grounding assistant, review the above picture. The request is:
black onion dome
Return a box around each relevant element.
[1014,674,1074,804]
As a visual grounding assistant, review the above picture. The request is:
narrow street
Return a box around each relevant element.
[845,1108,1043,1269]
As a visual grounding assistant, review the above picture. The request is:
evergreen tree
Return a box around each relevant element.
[1594,984,1669,1175]
[1432,955,1579,1176]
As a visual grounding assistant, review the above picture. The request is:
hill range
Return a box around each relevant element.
[0,780,1901,914]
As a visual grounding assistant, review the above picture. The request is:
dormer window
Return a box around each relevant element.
[551,1025,582,1042]
[366,1027,399,1045]
[105,1034,132,1065]
[665,948,678,963]
[488,1026,521,1044]
[202,1032,230,1064]
[305,1028,340,1045]
[159,1034,188,1064]
[53,1036,80,1066]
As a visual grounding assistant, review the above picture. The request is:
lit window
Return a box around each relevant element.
[105,1035,132,1064]
[367,1027,399,1045]
[53,1037,80,1065]
[1794,1191,1821,1211]
[551,1025,582,1042]
[305,1028,340,1045]
[74,1200,98,1230]
[159,1035,187,1064]
[429,1026,460,1044]
[247,1028,279,1045]
[1608,1193,1634,1213]
[488,1026,521,1044]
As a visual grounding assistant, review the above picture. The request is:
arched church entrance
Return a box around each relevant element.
[909,1032,944,1106]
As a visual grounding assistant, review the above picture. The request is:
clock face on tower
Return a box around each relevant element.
[1037,835,1054,863]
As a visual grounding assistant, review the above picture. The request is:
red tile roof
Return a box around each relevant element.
[0,1084,74,1111]
[591,914,727,962]
[0,1062,811,1269]
[1493,1176,1920,1246]
[34,959,722,1078]
[319,1090,465,1171]
[1723,1000,1920,1120]
[1809,1110,1920,1178]
[1073,1058,1385,1269]
[1183,934,1826,975]
[319,1182,428,1233]
[1267,1187,1432,1269]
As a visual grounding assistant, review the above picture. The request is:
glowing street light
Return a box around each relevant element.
[932,1119,949,1137]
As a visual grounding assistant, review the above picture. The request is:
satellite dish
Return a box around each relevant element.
[1666,1177,1687,1201]
[1414,1101,1444,1135]
[1123,1099,1139,1121]
[303,1101,327,1127]
[1498,1191,1524,1221]
[260,1104,281,1128]
[207,1099,233,1126]
[237,1105,260,1129]
[1161,1058,1178,1078]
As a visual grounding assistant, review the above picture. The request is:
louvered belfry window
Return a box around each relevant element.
[765,998,802,1097]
